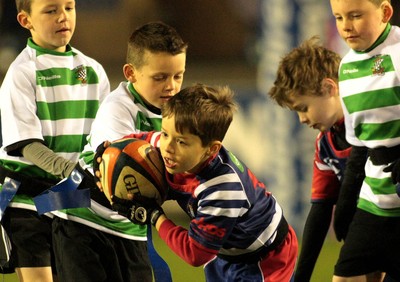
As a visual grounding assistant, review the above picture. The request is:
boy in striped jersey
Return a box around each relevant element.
[0,0,109,281]
[330,0,400,281]
[102,84,298,282]
[51,22,187,282]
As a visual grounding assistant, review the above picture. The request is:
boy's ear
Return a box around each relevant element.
[321,78,338,97]
[123,64,137,83]
[382,1,393,23]
[17,11,32,30]
[208,141,222,156]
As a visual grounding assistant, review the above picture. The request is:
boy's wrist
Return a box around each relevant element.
[155,214,167,231]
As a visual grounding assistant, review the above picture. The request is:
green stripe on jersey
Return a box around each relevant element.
[358,198,400,217]
[59,207,148,237]
[343,87,400,114]
[0,159,58,180]
[44,134,88,153]
[364,176,396,195]
[36,66,99,87]
[340,54,395,81]
[80,150,95,166]
[28,38,75,57]
[136,111,162,131]
[355,119,400,141]
[37,100,99,120]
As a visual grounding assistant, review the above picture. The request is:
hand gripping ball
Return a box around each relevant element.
[99,138,167,205]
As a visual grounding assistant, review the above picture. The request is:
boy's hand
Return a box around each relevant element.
[383,160,400,197]
[112,195,164,226]
[333,198,355,242]
[92,141,111,191]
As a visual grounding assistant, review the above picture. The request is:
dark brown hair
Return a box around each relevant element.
[126,21,188,68]
[161,84,237,146]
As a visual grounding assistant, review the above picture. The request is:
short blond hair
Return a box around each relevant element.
[15,0,31,13]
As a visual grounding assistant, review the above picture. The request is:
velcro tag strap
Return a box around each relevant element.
[33,169,90,215]
[0,178,19,268]
[0,177,21,221]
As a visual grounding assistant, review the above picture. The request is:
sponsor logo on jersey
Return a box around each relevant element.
[342,68,358,74]
[192,217,226,239]
[38,74,61,81]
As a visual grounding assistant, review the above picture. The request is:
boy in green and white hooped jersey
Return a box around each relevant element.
[330,0,400,281]
[0,0,109,281]
[50,22,187,282]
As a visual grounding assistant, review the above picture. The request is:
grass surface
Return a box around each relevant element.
[1,233,342,282]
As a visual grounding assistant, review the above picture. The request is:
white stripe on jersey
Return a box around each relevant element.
[41,119,94,136]
[195,173,241,197]
[315,161,332,171]
[218,202,283,255]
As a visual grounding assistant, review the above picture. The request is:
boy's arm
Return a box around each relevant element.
[156,217,217,266]
[333,145,367,242]
[22,142,76,178]
[23,142,97,192]
[111,196,217,266]
[295,202,333,281]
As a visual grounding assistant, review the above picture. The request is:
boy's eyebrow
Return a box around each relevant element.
[290,103,304,111]
[333,8,361,15]
[152,69,185,75]
[41,0,75,8]
[161,126,189,139]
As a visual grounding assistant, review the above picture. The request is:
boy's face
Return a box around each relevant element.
[289,83,343,132]
[18,0,76,52]
[129,51,186,109]
[159,115,212,175]
[330,0,391,51]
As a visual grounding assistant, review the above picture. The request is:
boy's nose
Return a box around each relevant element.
[297,112,308,124]
[58,9,69,22]
[342,19,352,32]
[164,77,177,91]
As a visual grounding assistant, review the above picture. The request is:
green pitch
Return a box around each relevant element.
[1,234,342,282]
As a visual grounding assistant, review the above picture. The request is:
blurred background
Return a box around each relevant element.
[1,0,400,281]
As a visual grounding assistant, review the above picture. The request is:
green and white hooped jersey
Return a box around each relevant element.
[339,24,400,217]
[0,38,110,210]
[52,81,162,240]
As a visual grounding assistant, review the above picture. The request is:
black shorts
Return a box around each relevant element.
[334,209,400,279]
[52,217,152,282]
[2,208,56,269]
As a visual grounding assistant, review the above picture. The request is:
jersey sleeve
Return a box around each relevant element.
[88,97,138,151]
[1,60,44,149]
[158,218,217,266]
[311,133,341,202]
[96,64,110,105]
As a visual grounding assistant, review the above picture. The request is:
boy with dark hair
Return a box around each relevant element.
[51,21,187,282]
[96,83,298,281]
[0,0,110,281]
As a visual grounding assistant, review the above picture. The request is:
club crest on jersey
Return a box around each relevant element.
[371,55,385,76]
[74,64,87,84]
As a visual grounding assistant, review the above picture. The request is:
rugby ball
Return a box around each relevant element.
[99,138,167,205]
